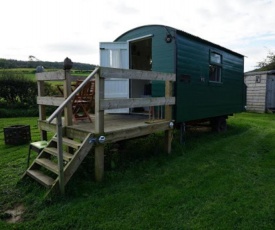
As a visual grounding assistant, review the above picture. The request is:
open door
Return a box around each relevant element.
[100,42,129,113]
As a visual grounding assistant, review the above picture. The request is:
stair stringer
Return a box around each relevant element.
[46,133,94,196]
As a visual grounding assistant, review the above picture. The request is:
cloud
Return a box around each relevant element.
[114,2,139,15]
[46,42,96,55]
[1,0,274,71]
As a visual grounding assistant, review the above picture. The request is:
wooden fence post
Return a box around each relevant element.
[37,79,47,141]
[165,80,173,154]
[63,69,73,126]
[94,70,105,182]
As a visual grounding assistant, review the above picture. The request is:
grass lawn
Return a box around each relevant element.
[1,112,275,229]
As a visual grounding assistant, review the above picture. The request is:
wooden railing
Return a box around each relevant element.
[36,65,176,189]
[94,67,175,133]
[94,67,175,180]
[36,67,99,194]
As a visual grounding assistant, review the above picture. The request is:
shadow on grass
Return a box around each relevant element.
[173,121,251,148]
[69,120,252,192]
[14,115,253,201]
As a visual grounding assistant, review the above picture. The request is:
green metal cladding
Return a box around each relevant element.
[115,25,245,123]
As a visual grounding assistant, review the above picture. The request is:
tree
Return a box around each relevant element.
[256,51,275,71]
[0,58,95,70]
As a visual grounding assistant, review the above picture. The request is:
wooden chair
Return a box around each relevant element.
[72,80,95,123]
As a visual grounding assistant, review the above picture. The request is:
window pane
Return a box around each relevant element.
[110,50,121,68]
[209,65,221,82]
[210,52,221,64]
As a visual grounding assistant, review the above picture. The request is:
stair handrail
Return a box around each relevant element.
[45,66,99,195]
[47,66,100,123]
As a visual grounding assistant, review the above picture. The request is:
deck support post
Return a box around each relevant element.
[94,71,105,182]
[165,80,173,154]
[180,122,186,144]
[37,80,47,141]
[165,129,173,154]
[95,145,104,182]
[64,69,73,126]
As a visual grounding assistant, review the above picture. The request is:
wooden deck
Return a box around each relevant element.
[73,113,153,132]
[39,113,170,143]
[30,66,176,194]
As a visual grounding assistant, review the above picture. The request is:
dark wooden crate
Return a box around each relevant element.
[4,125,31,145]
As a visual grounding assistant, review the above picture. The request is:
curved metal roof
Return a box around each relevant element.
[115,24,244,57]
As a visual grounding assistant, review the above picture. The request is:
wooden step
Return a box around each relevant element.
[35,158,59,174]
[52,137,81,149]
[44,147,74,162]
[26,169,55,188]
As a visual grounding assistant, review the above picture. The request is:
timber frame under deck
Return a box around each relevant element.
[23,65,176,195]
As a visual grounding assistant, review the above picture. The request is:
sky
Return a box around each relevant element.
[1,0,275,72]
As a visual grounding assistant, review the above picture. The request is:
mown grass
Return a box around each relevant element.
[1,112,275,229]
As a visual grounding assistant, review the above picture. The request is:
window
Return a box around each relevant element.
[209,52,222,82]
[255,75,261,83]
[210,52,221,64]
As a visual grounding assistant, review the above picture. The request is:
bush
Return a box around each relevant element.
[0,108,39,117]
[0,70,56,117]
[0,71,37,105]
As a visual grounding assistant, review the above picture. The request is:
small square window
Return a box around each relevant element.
[210,52,222,64]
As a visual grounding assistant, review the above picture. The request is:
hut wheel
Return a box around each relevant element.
[211,116,227,132]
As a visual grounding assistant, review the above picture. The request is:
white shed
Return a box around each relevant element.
[244,70,275,113]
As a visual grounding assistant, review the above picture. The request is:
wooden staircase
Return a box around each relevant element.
[23,133,94,195]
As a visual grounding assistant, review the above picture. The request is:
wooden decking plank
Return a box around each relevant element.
[145,119,166,124]
[105,121,170,143]
[39,113,165,137]
[39,114,172,147]
[26,169,55,188]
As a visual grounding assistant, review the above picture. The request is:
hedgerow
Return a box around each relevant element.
[0,71,55,117]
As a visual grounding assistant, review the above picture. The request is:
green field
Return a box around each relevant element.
[1,112,275,229]
[0,68,92,82]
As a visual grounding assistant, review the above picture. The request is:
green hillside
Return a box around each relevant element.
[0,58,95,70]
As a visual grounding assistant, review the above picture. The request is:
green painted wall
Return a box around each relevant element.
[115,25,245,123]
[175,31,245,122]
